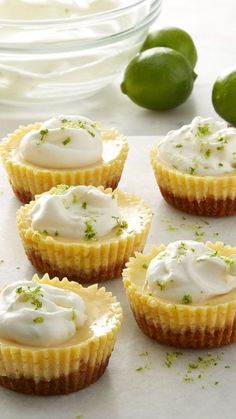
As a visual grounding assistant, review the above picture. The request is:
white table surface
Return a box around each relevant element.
[0,0,235,137]
[0,136,236,419]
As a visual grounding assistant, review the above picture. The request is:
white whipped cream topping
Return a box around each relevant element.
[30,185,123,240]
[19,115,103,169]
[158,117,236,176]
[0,281,86,347]
[145,240,236,304]
[0,0,135,20]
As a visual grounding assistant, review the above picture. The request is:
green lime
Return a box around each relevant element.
[121,47,196,111]
[141,27,198,68]
[212,69,236,125]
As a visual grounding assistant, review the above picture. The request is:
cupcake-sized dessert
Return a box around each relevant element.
[123,240,236,349]
[0,115,128,204]
[17,185,152,282]
[0,274,122,395]
[150,116,236,216]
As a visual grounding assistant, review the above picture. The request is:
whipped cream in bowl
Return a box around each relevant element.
[0,0,160,107]
[0,280,86,347]
[144,240,236,305]
[30,185,127,241]
[0,0,138,21]
[19,115,103,169]
[158,117,236,176]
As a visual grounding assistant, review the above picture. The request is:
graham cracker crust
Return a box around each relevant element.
[12,185,33,204]
[11,176,121,204]
[160,187,236,216]
[0,357,110,395]
[133,310,236,349]
[26,250,126,283]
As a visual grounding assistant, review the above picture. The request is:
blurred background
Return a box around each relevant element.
[0,0,235,136]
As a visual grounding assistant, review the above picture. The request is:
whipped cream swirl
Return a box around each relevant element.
[158,117,236,176]
[30,185,124,240]
[145,240,236,304]
[19,115,103,169]
[0,281,86,347]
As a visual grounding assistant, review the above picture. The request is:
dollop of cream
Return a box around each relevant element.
[145,240,236,304]
[19,115,103,169]
[30,185,123,240]
[0,281,86,347]
[158,117,236,176]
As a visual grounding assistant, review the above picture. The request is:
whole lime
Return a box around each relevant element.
[141,27,198,68]
[212,69,236,125]
[121,47,196,111]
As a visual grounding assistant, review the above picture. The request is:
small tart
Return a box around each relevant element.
[0,122,128,204]
[16,187,152,283]
[0,274,123,395]
[150,146,236,216]
[151,116,236,217]
[123,242,236,349]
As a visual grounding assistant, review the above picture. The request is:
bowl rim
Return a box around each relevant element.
[0,0,161,53]
[0,0,159,26]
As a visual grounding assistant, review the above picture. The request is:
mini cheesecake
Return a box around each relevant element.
[123,240,236,349]
[0,274,123,395]
[0,115,128,203]
[151,117,236,216]
[17,185,152,282]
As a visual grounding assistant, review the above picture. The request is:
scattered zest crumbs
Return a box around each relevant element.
[16,285,43,310]
[165,351,227,387]
[50,185,69,195]
[61,118,96,137]
[84,220,96,240]
[142,264,148,270]
[167,224,178,232]
[139,351,149,357]
[196,123,211,138]
[112,216,128,236]
[165,352,183,368]
[33,316,44,324]
[72,308,77,321]
[160,217,218,242]
[62,136,72,146]
[136,363,151,372]
[181,294,192,305]
[36,129,48,146]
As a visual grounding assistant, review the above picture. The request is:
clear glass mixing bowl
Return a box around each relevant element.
[0,0,162,106]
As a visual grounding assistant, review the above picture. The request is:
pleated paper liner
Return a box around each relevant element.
[16,188,152,283]
[0,274,123,395]
[123,242,236,349]
[150,146,236,216]
[0,123,129,204]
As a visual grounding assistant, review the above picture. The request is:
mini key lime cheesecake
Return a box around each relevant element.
[0,274,122,395]
[123,240,236,348]
[150,117,236,216]
[17,185,152,282]
[0,115,128,203]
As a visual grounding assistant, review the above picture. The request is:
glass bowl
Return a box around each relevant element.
[0,0,162,106]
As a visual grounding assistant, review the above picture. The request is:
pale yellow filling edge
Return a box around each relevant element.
[150,145,236,200]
